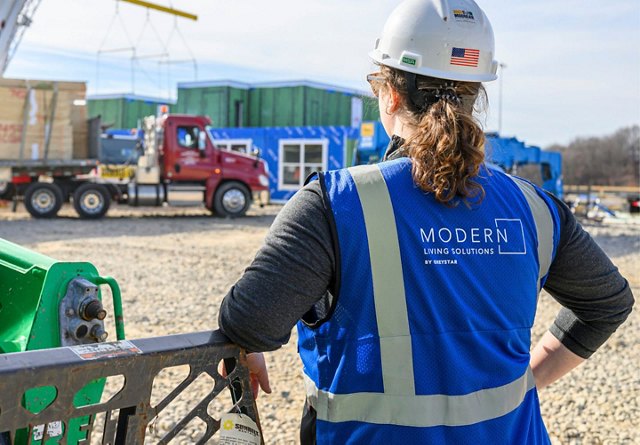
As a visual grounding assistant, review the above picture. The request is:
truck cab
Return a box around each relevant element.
[129,114,270,217]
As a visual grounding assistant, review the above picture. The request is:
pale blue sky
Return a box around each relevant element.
[5,0,640,147]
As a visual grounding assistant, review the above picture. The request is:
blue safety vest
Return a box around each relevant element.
[297,158,560,444]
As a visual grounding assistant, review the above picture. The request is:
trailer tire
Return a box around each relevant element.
[213,182,250,217]
[73,183,111,219]
[24,182,64,218]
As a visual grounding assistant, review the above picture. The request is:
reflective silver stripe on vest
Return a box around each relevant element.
[348,164,415,396]
[508,176,554,291]
[305,367,536,427]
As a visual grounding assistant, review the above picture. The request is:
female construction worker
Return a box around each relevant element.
[218,0,634,443]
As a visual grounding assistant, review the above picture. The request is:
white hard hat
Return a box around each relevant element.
[370,0,498,82]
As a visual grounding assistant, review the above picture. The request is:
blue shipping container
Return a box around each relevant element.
[209,126,359,202]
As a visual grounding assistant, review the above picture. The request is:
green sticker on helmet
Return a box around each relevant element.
[401,56,416,66]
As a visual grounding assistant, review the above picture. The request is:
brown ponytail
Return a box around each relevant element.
[379,65,487,206]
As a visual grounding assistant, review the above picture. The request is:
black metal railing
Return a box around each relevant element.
[0,330,262,444]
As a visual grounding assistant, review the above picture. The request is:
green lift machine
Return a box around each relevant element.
[0,237,125,444]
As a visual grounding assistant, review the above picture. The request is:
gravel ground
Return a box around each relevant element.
[0,203,637,444]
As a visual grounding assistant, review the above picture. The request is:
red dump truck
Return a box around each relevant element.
[0,114,270,218]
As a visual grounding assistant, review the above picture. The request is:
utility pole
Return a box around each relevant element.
[498,63,506,135]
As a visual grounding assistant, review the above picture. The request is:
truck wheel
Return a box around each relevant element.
[213,182,250,217]
[73,183,111,219]
[24,182,64,218]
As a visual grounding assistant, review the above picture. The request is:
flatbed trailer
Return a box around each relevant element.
[0,159,99,176]
[0,159,109,218]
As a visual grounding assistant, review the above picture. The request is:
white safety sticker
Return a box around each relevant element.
[32,425,44,441]
[32,421,63,440]
[69,340,142,360]
[219,413,261,445]
[47,421,63,437]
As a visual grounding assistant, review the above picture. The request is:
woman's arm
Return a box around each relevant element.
[537,194,634,373]
[218,181,335,352]
[530,331,585,390]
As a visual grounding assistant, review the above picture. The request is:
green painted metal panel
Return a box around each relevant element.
[176,87,201,115]
[362,96,380,121]
[177,82,378,128]
[88,98,123,129]
[0,240,54,354]
[246,85,357,127]
[248,88,259,126]
[304,87,320,125]
[273,87,293,126]
[301,87,356,126]
[346,137,358,167]
[89,97,169,128]
[176,86,248,127]
[203,89,227,126]
[258,88,274,127]
[122,99,158,129]
[0,237,126,444]
[229,88,249,127]
[343,93,355,125]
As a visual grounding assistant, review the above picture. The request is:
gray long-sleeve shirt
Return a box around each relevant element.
[219,178,634,359]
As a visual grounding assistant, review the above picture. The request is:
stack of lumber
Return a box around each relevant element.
[0,78,88,161]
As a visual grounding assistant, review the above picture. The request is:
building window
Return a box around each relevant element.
[278,139,327,190]
[213,139,253,154]
[177,126,200,149]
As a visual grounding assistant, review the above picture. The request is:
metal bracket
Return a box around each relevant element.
[59,278,109,346]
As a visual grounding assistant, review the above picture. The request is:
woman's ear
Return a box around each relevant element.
[388,87,402,114]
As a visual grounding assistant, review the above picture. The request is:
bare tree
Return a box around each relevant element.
[550,126,639,186]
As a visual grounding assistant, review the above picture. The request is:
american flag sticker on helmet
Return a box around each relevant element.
[450,47,480,67]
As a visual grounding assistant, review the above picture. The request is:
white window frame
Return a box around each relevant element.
[212,138,253,154]
[278,138,328,191]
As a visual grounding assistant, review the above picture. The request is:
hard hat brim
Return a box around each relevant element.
[369,49,498,83]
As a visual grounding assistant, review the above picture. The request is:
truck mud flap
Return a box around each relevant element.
[0,330,262,444]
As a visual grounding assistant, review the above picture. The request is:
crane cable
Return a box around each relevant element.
[130,8,169,95]
[95,0,197,97]
[160,1,198,97]
[168,14,198,78]
[95,0,136,93]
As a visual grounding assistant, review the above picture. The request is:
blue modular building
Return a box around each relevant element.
[209,126,359,202]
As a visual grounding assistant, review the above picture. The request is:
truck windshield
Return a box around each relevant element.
[177,126,200,149]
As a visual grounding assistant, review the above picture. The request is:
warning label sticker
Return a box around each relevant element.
[219,413,261,445]
[32,421,63,440]
[69,340,142,360]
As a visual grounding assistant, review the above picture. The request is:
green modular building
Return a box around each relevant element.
[87,94,175,129]
[175,80,379,128]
